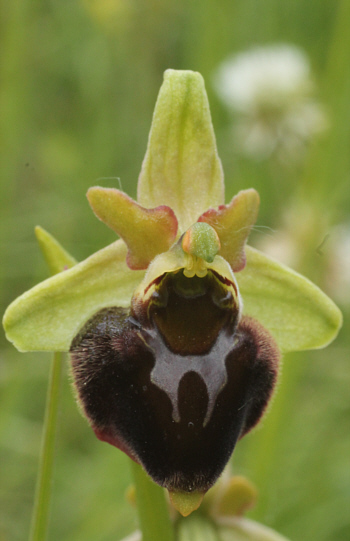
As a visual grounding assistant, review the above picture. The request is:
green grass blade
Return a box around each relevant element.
[29,352,63,541]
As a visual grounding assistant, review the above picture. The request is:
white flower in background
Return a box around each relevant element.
[214,44,327,160]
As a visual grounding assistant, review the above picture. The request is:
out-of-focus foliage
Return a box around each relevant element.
[0,1,349,541]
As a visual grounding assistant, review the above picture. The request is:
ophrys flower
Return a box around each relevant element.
[3,70,342,515]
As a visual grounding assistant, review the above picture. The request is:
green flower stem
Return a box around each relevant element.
[29,352,63,541]
[130,460,175,541]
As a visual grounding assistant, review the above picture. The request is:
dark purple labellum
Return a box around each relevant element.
[70,270,280,493]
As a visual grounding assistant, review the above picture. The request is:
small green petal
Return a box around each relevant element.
[3,240,144,352]
[87,187,178,269]
[199,189,260,272]
[137,69,225,232]
[35,226,77,275]
[236,246,342,353]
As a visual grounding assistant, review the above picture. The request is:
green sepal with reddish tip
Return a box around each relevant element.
[87,187,178,270]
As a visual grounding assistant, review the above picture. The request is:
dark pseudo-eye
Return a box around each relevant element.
[70,270,280,494]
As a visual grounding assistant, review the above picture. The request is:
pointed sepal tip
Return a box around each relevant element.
[35,226,77,275]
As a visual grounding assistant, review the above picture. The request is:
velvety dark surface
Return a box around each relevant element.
[70,271,279,492]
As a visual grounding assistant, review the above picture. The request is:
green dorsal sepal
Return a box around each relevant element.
[137,70,224,232]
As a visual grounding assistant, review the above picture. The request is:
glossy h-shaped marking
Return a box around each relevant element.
[142,328,237,426]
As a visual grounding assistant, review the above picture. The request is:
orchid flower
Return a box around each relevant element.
[3,70,342,516]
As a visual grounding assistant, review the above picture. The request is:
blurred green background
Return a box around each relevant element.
[1,1,349,540]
